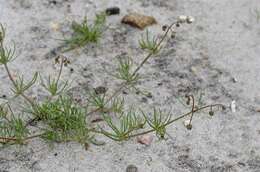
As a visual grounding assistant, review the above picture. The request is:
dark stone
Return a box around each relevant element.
[141,97,148,103]
[94,86,108,95]
[106,7,120,15]
[126,165,138,172]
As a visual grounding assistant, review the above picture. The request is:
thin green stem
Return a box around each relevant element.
[128,103,223,138]
[4,63,35,106]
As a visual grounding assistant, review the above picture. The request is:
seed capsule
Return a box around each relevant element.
[162,25,168,31]
[209,111,214,116]
[186,16,195,24]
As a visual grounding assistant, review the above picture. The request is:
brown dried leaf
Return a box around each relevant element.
[122,13,157,30]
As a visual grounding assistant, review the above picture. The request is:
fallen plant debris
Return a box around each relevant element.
[0,15,223,146]
[122,13,157,30]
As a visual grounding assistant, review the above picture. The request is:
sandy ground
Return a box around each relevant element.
[0,0,260,171]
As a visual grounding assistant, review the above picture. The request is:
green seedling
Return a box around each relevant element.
[141,108,171,139]
[0,24,16,65]
[88,91,107,110]
[11,72,38,96]
[100,109,145,141]
[139,30,161,54]
[37,96,89,143]
[63,12,106,51]
[113,56,139,84]
[0,104,29,144]
[40,58,69,96]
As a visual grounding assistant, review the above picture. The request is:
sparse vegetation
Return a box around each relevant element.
[253,8,260,23]
[139,30,160,54]
[63,12,106,51]
[0,15,223,147]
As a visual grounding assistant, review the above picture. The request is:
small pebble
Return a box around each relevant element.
[231,100,236,113]
[146,92,153,98]
[50,22,60,32]
[94,86,108,95]
[140,97,148,103]
[122,13,157,30]
[231,77,238,83]
[106,7,120,15]
[49,0,57,5]
[126,165,138,172]
[137,134,153,146]
[122,90,128,95]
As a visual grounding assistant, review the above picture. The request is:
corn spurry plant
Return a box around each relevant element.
[139,30,161,54]
[62,12,106,51]
[40,56,69,97]
[98,109,146,141]
[0,15,223,146]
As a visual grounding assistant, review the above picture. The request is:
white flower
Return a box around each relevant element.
[178,15,188,23]
[187,16,195,24]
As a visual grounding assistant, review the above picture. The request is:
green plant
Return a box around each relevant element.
[99,109,145,141]
[40,57,69,97]
[141,108,171,139]
[0,15,223,147]
[0,104,29,144]
[113,56,139,84]
[253,8,260,23]
[139,30,161,54]
[63,12,106,51]
[38,96,90,144]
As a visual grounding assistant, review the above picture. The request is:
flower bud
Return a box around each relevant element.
[178,15,188,23]
[186,16,195,24]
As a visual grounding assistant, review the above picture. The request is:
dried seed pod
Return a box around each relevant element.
[171,31,176,39]
[184,120,192,130]
[186,124,192,130]
[209,111,214,116]
[55,56,60,64]
[185,95,191,105]
[162,25,168,31]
